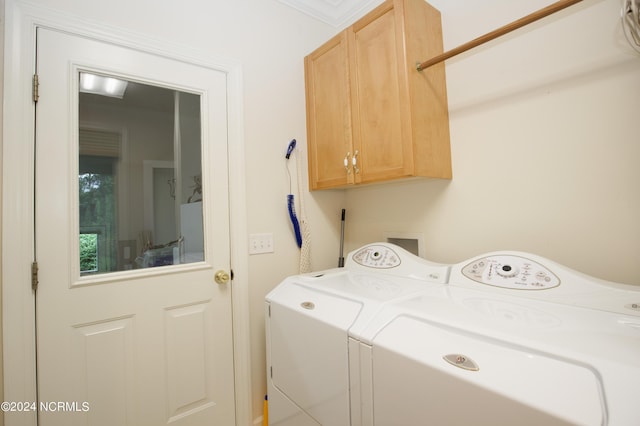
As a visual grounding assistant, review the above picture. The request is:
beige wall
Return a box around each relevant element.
[345,0,640,286]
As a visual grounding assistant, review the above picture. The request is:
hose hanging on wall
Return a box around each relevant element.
[286,140,302,248]
[285,139,312,273]
[287,193,302,247]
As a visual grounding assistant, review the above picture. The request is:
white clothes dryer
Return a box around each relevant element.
[265,243,450,426]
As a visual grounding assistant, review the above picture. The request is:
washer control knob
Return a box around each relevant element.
[496,264,519,278]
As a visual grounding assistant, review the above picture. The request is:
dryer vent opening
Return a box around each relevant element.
[384,233,424,257]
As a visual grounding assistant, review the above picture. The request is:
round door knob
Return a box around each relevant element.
[214,270,230,284]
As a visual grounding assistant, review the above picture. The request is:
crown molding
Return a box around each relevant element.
[279,0,382,27]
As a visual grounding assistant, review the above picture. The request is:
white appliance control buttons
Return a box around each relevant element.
[352,245,401,268]
[462,255,560,290]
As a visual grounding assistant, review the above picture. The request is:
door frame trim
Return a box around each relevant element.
[1,1,252,425]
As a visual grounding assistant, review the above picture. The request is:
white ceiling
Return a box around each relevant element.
[278,0,384,27]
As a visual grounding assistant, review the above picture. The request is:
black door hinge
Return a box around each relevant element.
[31,261,39,291]
[32,74,40,103]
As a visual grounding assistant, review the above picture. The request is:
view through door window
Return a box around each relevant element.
[79,72,204,275]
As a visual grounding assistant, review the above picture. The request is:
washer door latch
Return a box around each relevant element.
[443,354,480,371]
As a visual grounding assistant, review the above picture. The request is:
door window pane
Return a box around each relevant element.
[79,72,204,275]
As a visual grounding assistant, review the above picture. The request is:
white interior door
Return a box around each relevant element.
[35,27,236,425]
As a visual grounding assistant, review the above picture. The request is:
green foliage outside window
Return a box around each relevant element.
[79,233,98,272]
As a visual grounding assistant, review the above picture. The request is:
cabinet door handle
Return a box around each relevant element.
[352,150,360,174]
[344,152,352,174]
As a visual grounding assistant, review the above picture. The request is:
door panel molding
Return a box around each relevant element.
[71,316,136,426]
[2,2,251,425]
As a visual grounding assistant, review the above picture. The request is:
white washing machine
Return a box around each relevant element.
[265,243,450,425]
[266,244,640,426]
[357,251,640,425]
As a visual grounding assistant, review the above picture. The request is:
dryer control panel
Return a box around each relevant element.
[347,243,450,284]
[462,255,560,290]
[352,244,401,268]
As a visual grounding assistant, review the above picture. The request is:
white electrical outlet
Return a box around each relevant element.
[249,233,274,255]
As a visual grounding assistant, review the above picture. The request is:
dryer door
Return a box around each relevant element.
[266,283,361,426]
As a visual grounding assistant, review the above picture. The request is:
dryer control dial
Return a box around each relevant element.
[352,245,401,269]
[496,264,519,278]
[462,255,560,290]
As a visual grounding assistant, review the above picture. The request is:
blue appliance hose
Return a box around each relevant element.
[288,194,302,248]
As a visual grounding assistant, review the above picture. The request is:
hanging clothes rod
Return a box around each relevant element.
[416,0,583,71]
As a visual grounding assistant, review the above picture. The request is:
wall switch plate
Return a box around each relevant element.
[249,233,274,255]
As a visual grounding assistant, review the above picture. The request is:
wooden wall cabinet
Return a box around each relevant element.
[305,0,452,190]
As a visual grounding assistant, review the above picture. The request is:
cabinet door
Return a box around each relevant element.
[349,0,413,184]
[305,32,354,190]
